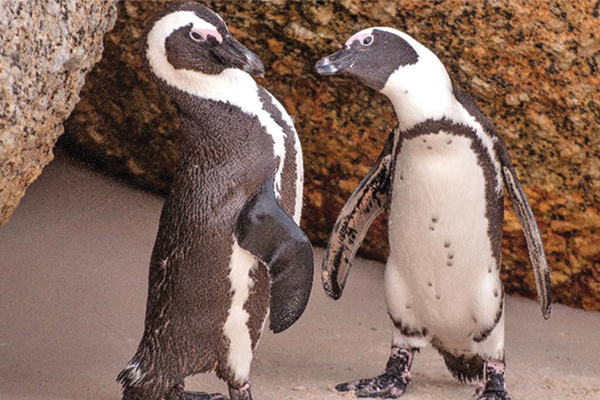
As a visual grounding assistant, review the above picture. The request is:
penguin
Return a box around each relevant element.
[315,27,551,400]
[117,3,313,400]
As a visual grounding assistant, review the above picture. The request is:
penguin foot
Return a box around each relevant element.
[163,383,228,400]
[335,374,410,398]
[472,359,511,400]
[181,391,228,400]
[228,382,252,400]
[335,347,414,398]
[472,390,510,400]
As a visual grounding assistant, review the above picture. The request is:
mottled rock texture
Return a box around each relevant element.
[0,0,118,225]
[61,1,600,311]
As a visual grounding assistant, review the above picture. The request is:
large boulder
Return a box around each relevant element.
[61,1,600,311]
[0,0,118,225]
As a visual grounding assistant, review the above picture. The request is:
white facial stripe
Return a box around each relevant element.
[147,12,286,198]
[146,11,221,81]
[345,29,374,46]
[374,26,452,128]
[148,11,219,54]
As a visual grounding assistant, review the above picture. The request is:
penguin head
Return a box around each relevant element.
[316,27,455,128]
[142,2,264,88]
[316,27,424,92]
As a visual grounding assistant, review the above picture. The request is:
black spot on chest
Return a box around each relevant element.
[394,118,504,265]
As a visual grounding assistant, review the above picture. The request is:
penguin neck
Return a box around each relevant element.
[381,58,461,131]
[156,68,258,114]
[154,68,261,152]
[154,80,258,168]
[176,94,259,166]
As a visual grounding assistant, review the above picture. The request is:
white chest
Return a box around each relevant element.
[390,132,489,240]
[386,132,500,329]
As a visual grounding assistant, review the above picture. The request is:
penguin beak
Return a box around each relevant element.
[315,46,358,75]
[213,36,265,77]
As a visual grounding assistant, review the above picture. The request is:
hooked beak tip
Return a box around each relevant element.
[218,36,265,77]
[315,58,339,75]
[243,58,265,77]
[315,47,356,76]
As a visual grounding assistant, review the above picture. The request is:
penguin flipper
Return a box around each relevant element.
[235,180,314,334]
[501,164,552,319]
[322,128,396,300]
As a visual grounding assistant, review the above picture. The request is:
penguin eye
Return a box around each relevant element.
[189,30,205,42]
[362,35,373,46]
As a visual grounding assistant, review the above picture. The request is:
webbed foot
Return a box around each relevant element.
[335,347,414,398]
[472,359,511,400]
[165,382,228,400]
[473,391,510,400]
[228,382,252,400]
[181,391,228,400]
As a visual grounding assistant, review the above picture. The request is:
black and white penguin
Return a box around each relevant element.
[117,3,313,400]
[316,27,551,400]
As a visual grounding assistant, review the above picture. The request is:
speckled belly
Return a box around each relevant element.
[385,132,502,345]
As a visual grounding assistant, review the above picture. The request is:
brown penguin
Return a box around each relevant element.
[117,3,313,400]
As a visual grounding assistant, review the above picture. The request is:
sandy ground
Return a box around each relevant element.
[1,151,599,400]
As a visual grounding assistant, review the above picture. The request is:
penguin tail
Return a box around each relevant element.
[117,360,147,388]
[433,345,485,383]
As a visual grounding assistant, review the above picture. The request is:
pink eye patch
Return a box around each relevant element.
[345,31,372,47]
[192,27,223,43]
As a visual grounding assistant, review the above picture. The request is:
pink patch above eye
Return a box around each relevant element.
[345,31,372,47]
[192,27,223,43]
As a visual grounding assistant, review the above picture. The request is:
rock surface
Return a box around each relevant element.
[0,0,118,225]
[61,1,600,311]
